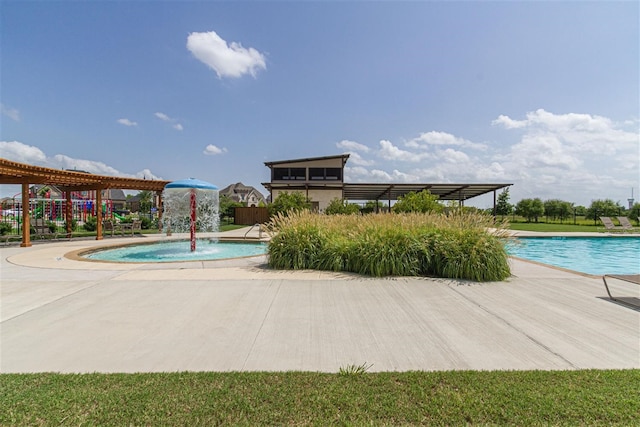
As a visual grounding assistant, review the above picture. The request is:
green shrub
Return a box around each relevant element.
[139,217,152,230]
[266,211,511,282]
[0,221,13,235]
[83,216,97,232]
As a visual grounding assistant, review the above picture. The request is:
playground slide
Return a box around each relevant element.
[113,212,126,221]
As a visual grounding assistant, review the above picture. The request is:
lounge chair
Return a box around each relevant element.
[131,219,142,235]
[31,218,62,240]
[617,216,637,232]
[603,274,640,308]
[600,217,623,232]
[102,219,124,237]
[120,219,142,236]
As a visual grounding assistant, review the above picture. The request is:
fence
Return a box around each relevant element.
[234,207,269,225]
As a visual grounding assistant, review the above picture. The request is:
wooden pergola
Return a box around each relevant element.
[0,158,170,247]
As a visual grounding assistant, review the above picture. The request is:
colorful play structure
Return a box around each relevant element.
[1,191,123,228]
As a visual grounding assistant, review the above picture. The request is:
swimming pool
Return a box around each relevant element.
[83,239,268,263]
[506,237,640,276]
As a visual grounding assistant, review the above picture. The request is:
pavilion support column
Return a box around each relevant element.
[96,188,103,240]
[20,182,31,247]
[493,190,497,219]
[65,192,73,236]
[156,190,163,232]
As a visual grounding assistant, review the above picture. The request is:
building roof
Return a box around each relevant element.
[343,183,512,202]
[0,157,170,192]
[264,154,350,167]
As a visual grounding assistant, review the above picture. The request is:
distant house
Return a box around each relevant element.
[219,182,266,207]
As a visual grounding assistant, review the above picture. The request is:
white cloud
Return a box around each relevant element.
[154,112,183,131]
[492,114,526,129]
[1,104,20,122]
[336,140,370,152]
[347,152,375,166]
[203,144,227,155]
[117,118,138,127]
[378,140,427,162]
[52,154,123,176]
[155,112,171,122]
[406,131,487,150]
[337,109,638,206]
[0,140,162,180]
[0,141,47,164]
[187,31,266,79]
[489,109,639,204]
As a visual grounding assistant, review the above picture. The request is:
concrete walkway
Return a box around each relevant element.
[1,231,638,373]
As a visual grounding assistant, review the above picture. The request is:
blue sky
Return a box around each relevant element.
[1,0,638,208]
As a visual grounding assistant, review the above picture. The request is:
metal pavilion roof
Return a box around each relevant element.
[342,183,512,202]
[0,158,170,192]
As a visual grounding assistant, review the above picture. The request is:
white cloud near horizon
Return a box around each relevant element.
[203,144,227,155]
[342,110,639,206]
[337,140,370,152]
[117,118,138,126]
[406,131,487,151]
[0,140,163,181]
[186,31,266,79]
[1,104,20,122]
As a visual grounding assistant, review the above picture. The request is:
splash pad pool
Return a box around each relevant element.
[80,177,268,263]
[82,239,267,263]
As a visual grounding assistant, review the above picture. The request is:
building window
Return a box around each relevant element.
[309,167,342,181]
[273,167,306,180]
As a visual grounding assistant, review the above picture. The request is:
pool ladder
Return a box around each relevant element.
[244,223,263,240]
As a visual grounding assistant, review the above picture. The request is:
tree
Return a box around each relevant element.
[515,198,544,222]
[219,195,244,223]
[361,200,386,214]
[268,191,311,217]
[495,188,513,219]
[324,198,360,215]
[543,199,573,223]
[392,190,443,214]
[138,190,153,214]
[586,199,622,221]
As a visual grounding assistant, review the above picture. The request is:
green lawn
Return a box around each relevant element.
[2,370,638,426]
[508,222,604,232]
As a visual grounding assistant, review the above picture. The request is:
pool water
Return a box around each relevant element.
[506,237,640,276]
[84,240,268,263]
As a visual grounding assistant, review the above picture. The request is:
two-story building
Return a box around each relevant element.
[263,154,512,213]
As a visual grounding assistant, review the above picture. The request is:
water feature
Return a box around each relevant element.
[162,178,219,251]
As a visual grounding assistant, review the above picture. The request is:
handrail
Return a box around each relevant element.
[243,223,263,240]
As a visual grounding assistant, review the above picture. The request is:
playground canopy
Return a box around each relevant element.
[0,157,170,246]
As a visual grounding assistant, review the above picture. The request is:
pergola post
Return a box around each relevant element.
[20,182,31,247]
[96,188,103,240]
[65,191,73,236]
[156,190,163,232]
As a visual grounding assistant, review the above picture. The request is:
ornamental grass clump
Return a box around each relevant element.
[265,211,511,281]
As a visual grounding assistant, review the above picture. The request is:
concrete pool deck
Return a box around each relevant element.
[1,230,638,373]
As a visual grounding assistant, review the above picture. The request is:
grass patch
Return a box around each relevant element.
[266,211,511,281]
[1,370,638,425]
[509,222,604,232]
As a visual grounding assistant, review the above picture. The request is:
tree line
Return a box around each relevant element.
[496,188,640,224]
